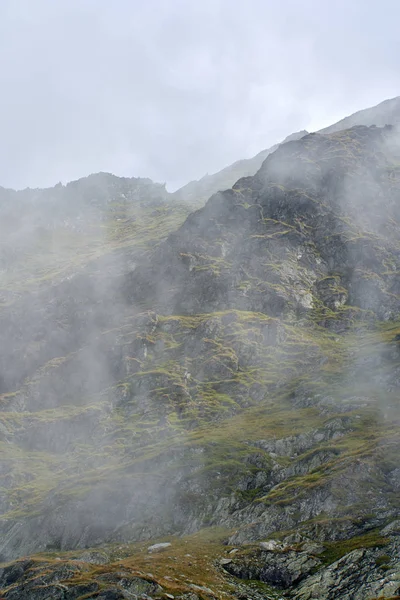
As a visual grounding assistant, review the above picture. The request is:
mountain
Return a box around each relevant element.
[1,103,400,600]
[319,95,400,134]
[0,172,190,293]
[171,130,309,205]
[171,96,400,206]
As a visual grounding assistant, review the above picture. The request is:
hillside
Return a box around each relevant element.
[0,173,189,295]
[319,95,400,134]
[171,96,400,206]
[171,131,309,205]
[1,107,400,599]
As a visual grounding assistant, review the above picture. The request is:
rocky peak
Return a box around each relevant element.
[131,124,400,323]
[1,106,400,600]
[0,172,169,230]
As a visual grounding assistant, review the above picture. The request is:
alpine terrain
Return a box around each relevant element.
[1,97,400,599]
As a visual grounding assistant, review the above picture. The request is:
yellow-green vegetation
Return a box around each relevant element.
[2,307,399,528]
[0,199,191,296]
[2,125,400,596]
[0,528,261,599]
[319,530,390,566]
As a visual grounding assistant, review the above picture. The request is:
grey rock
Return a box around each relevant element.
[382,519,400,535]
[147,542,172,553]
[300,542,325,555]
[292,540,400,600]
[189,584,216,596]
[260,540,283,552]
[223,548,321,588]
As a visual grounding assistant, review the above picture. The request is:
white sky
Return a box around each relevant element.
[0,0,399,191]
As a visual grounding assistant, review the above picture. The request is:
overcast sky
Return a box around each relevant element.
[0,0,399,191]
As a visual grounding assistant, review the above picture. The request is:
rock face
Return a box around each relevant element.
[0,555,164,600]
[223,529,400,599]
[292,538,400,600]
[1,101,400,599]
[131,124,400,322]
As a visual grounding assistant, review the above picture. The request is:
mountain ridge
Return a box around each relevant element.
[2,96,399,211]
[1,100,400,600]
[170,95,400,206]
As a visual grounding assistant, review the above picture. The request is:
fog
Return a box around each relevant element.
[1,121,400,562]
[1,2,400,583]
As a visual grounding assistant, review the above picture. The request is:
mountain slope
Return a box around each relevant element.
[171,130,308,205]
[1,116,400,598]
[171,96,400,207]
[0,172,189,295]
[133,124,400,321]
[319,95,400,134]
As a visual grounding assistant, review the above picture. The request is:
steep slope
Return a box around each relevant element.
[0,173,192,395]
[319,95,400,134]
[0,172,187,294]
[171,96,400,208]
[1,124,400,600]
[133,124,400,322]
[171,130,308,205]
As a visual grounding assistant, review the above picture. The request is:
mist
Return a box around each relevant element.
[1,119,400,566]
[1,4,400,599]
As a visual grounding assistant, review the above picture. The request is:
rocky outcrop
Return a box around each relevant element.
[292,538,400,599]
[0,557,164,600]
[1,114,400,600]
[131,125,400,324]
[222,527,400,599]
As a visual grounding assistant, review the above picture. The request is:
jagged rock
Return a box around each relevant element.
[224,547,321,588]
[382,519,400,535]
[300,542,325,555]
[292,539,400,600]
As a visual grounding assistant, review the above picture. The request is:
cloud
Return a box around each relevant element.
[0,0,399,190]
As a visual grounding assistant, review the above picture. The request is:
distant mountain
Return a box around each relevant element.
[173,96,400,207]
[171,130,309,205]
[319,95,400,134]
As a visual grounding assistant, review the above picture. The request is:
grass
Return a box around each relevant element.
[319,530,390,566]
[0,528,245,599]
[3,309,400,525]
[2,130,400,599]
[2,524,391,598]
[2,186,400,547]
[0,199,191,296]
